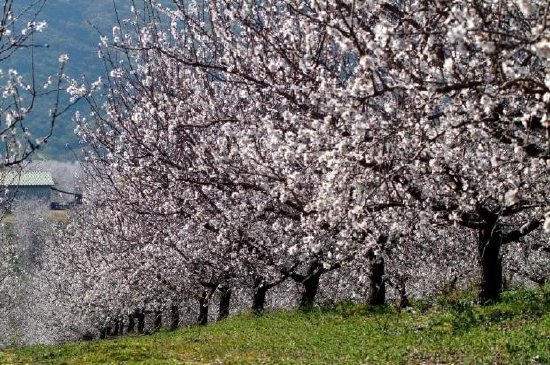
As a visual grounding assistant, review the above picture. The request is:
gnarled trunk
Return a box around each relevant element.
[252,275,287,314]
[252,281,269,314]
[113,319,121,336]
[135,310,145,334]
[197,290,210,326]
[153,311,162,331]
[300,270,321,308]
[398,285,410,309]
[218,285,232,321]
[127,313,135,333]
[367,245,386,306]
[395,276,410,309]
[170,305,179,331]
[477,225,503,304]
[99,327,107,340]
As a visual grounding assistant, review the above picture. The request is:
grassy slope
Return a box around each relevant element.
[1,287,549,364]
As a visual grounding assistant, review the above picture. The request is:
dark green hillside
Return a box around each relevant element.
[5,0,128,160]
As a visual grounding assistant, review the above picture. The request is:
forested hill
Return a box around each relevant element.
[5,1,127,160]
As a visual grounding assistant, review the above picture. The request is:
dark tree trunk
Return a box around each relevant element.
[398,288,410,309]
[136,310,145,334]
[300,271,321,308]
[218,285,232,321]
[81,331,94,341]
[252,281,269,314]
[127,313,136,333]
[197,290,210,326]
[367,245,386,306]
[397,278,410,309]
[153,311,162,331]
[170,305,179,331]
[113,319,121,337]
[477,225,503,304]
[99,327,107,340]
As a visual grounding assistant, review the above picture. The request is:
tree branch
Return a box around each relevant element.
[503,218,542,244]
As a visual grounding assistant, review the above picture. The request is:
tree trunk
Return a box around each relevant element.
[127,313,135,333]
[218,285,232,321]
[81,331,94,341]
[197,290,210,326]
[99,327,107,340]
[477,226,503,304]
[170,305,179,331]
[153,311,162,331]
[300,271,321,308]
[252,281,269,314]
[367,247,386,306]
[398,287,410,309]
[397,278,410,309]
[136,310,145,334]
[113,319,121,336]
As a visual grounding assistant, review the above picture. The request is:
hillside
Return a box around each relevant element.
[1,286,549,364]
[5,0,128,160]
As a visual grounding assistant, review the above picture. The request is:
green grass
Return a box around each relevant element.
[1,286,550,364]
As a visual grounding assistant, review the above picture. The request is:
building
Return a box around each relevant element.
[2,171,55,207]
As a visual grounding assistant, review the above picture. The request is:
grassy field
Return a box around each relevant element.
[1,286,549,364]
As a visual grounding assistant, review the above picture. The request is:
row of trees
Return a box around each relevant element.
[5,0,548,342]
[0,200,52,347]
[0,161,83,347]
[0,0,86,346]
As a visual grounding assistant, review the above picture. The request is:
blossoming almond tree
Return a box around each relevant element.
[76,2,309,316]
[56,0,550,338]
[357,0,550,303]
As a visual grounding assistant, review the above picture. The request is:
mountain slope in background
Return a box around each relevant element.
[6,0,129,160]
